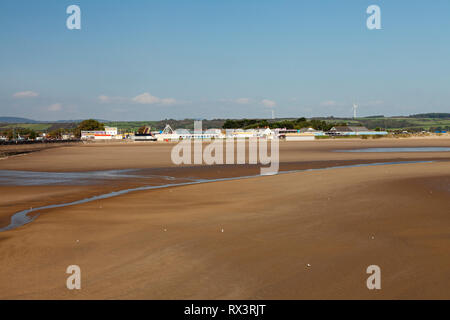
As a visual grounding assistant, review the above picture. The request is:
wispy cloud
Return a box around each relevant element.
[159,98,177,105]
[13,91,39,98]
[218,98,252,105]
[98,93,177,105]
[47,103,62,111]
[235,98,251,104]
[98,95,128,103]
[132,93,177,105]
[132,93,160,104]
[98,95,112,103]
[320,100,337,107]
[364,100,384,106]
[261,99,276,108]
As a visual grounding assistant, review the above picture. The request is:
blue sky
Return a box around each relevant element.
[1,0,449,121]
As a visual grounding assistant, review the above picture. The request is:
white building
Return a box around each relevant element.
[275,128,323,141]
[81,127,120,140]
[327,126,388,136]
[299,127,325,136]
[227,129,258,139]
[156,125,226,141]
[257,128,275,139]
[155,125,180,141]
[105,127,118,136]
[154,125,276,141]
[62,133,76,140]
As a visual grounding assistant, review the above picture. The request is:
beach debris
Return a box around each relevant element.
[221,228,224,233]
[371,235,375,240]
[163,228,167,232]
[306,263,311,268]
[76,240,79,243]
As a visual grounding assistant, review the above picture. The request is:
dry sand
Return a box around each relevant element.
[0,137,449,299]
[1,137,450,172]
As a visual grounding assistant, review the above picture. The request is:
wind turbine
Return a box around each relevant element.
[352,103,358,119]
[271,109,275,120]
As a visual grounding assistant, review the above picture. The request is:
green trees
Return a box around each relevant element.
[222,118,333,131]
[307,119,333,131]
[74,119,105,137]
[6,130,14,140]
[0,129,14,140]
[1,128,38,140]
[223,119,261,129]
[48,128,66,139]
[410,113,450,119]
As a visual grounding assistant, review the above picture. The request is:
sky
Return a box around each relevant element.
[1,0,449,121]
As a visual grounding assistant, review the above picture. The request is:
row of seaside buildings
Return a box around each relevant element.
[81,125,388,142]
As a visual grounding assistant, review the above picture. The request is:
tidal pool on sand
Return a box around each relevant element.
[337,147,450,153]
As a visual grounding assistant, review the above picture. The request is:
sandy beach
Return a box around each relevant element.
[0,137,449,299]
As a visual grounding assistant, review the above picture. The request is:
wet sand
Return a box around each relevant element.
[0,142,80,159]
[0,138,449,299]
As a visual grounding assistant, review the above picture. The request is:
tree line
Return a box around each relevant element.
[1,119,105,140]
[222,118,338,131]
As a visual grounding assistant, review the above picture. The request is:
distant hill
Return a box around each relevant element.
[1,114,449,133]
[53,119,110,123]
[409,113,450,119]
[363,115,385,118]
[0,117,39,123]
[0,117,109,124]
